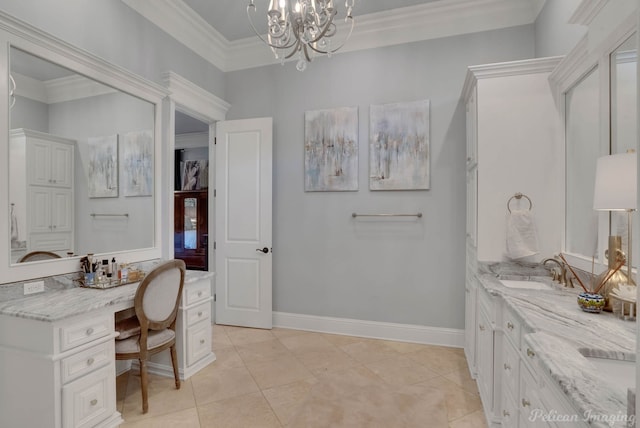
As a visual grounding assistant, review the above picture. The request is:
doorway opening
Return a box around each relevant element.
[173,110,210,271]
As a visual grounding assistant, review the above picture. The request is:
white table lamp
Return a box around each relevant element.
[593,151,637,284]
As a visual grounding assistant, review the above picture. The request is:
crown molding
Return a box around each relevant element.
[462,56,563,102]
[569,0,610,25]
[162,71,230,123]
[13,72,119,104]
[122,0,228,71]
[122,0,545,72]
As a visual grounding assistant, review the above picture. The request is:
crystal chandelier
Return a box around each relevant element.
[247,0,355,71]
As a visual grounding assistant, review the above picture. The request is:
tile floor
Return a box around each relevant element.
[117,325,487,427]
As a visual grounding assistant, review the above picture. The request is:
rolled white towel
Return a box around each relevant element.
[506,209,539,259]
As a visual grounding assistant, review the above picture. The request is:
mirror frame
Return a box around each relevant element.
[0,10,169,284]
[549,7,638,273]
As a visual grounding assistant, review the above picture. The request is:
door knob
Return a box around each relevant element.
[256,247,269,254]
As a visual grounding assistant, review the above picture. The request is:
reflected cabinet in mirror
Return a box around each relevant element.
[8,47,156,265]
[565,66,600,260]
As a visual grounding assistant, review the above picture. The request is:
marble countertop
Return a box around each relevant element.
[477,261,635,428]
[0,260,214,322]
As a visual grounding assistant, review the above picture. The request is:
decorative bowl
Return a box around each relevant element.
[577,292,605,313]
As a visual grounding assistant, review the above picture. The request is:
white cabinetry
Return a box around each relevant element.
[0,311,122,428]
[10,128,75,255]
[461,58,563,262]
[148,276,215,379]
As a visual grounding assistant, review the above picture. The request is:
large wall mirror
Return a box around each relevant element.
[562,25,638,271]
[0,11,167,283]
[9,47,155,264]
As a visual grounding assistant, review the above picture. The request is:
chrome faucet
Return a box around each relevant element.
[541,256,567,286]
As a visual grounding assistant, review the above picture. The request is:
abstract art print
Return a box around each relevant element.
[180,159,209,190]
[121,130,153,197]
[87,135,118,198]
[304,106,358,191]
[369,99,430,190]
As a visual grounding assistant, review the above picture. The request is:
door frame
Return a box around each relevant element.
[162,71,230,317]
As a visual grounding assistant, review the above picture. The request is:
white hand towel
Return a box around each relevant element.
[506,209,539,259]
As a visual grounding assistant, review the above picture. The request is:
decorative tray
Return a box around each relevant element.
[76,272,145,289]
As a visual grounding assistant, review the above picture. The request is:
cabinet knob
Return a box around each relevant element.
[200,339,205,345]
[503,410,510,417]
[521,398,531,407]
[90,399,98,406]
[526,348,535,358]
[87,357,95,366]
[503,363,511,371]
[198,291,203,297]
[198,311,203,317]
[86,327,94,336]
[479,324,486,331]
[507,322,514,330]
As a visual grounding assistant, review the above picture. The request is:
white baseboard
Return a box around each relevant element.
[272,312,464,348]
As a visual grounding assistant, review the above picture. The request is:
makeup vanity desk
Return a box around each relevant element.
[0,266,215,428]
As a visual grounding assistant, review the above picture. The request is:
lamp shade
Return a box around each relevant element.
[593,152,637,211]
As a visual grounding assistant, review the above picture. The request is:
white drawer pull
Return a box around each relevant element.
[198,311,203,317]
[503,410,510,417]
[526,348,535,358]
[200,339,205,345]
[85,327,94,336]
[507,322,514,330]
[87,357,94,366]
[521,398,530,407]
[479,324,486,331]
[503,363,511,371]
[198,291,203,297]
[90,399,98,406]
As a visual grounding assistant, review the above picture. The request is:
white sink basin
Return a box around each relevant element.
[585,356,635,392]
[499,279,551,290]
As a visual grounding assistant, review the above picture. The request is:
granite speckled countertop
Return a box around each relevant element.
[0,260,214,322]
[477,261,635,428]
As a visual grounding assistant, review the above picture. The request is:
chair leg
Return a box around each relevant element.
[139,359,149,414]
[170,345,181,389]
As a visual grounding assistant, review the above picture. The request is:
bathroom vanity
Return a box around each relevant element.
[467,262,634,428]
[0,266,215,428]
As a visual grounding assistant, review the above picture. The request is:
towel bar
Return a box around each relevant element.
[351,212,422,218]
[90,213,129,218]
[507,193,532,213]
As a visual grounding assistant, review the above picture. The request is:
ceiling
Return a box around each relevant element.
[182,0,441,42]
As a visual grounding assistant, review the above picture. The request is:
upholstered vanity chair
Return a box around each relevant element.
[115,259,186,414]
[17,250,61,262]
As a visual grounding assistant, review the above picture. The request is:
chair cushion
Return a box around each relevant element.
[114,329,176,354]
[115,316,141,340]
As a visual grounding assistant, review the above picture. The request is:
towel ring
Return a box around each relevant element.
[507,193,532,213]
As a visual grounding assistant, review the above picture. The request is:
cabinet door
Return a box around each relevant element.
[466,167,477,247]
[50,142,73,187]
[51,188,73,232]
[476,307,494,410]
[29,139,53,186]
[464,279,477,374]
[29,187,52,232]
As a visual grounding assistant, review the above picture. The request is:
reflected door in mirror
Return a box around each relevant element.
[174,190,208,270]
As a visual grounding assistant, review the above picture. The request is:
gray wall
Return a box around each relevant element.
[535,0,586,58]
[225,26,535,328]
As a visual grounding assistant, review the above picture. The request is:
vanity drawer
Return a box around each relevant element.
[59,315,112,352]
[186,301,210,327]
[502,337,520,399]
[62,364,115,428]
[184,280,211,306]
[187,321,211,366]
[61,340,113,384]
[503,307,521,349]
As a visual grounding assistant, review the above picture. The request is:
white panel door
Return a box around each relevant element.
[29,187,51,233]
[215,118,272,329]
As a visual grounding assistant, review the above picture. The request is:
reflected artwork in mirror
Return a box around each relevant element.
[8,47,156,265]
[565,66,600,260]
